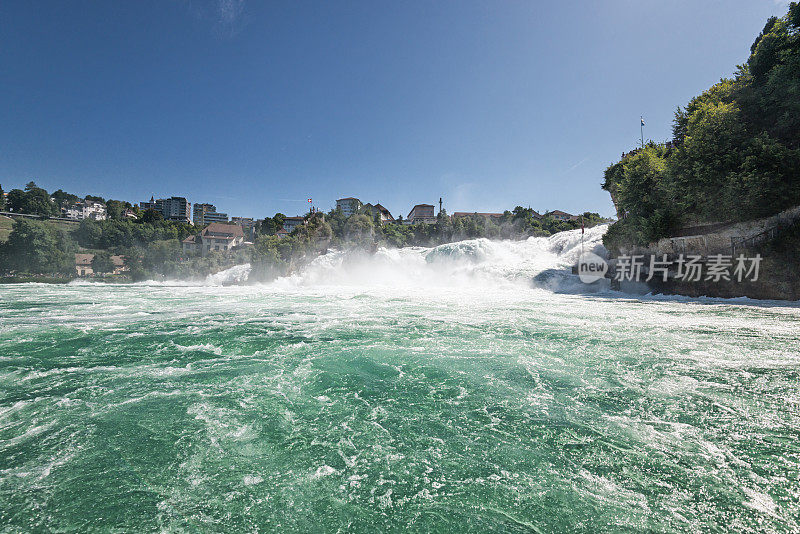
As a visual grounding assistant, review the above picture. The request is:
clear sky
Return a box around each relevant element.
[0,0,792,219]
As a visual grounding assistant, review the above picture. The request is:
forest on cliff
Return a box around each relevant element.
[602,3,800,253]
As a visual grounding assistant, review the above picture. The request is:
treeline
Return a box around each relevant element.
[0,181,137,220]
[602,3,800,253]
[0,181,244,280]
[0,181,605,282]
[245,207,606,281]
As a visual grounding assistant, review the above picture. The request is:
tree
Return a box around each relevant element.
[5,183,58,217]
[106,200,127,220]
[344,214,374,244]
[76,218,102,248]
[91,251,116,274]
[259,213,287,236]
[140,209,163,224]
[603,3,800,254]
[51,189,79,209]
[0,219,75,274]
[0,184,4,211]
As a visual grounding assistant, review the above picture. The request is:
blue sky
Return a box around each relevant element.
[0,0,791,219]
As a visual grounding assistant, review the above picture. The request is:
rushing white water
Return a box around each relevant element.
[3,223,800,532]
[272,224,609,291]
[205,262,252,285]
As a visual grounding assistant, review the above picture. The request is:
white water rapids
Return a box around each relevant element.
[5,223,800,531]
[207,224,609,291]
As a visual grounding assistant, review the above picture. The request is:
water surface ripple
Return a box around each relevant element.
[2,246,800,532]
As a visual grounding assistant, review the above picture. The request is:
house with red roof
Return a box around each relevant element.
[182,222,245,255]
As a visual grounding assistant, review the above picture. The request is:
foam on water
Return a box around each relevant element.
[275,224,608,291]
[205,263,252,285]
[2,224,800,532]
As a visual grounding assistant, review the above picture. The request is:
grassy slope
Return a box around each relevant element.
[0,216,79,243]
[0,216,13,243]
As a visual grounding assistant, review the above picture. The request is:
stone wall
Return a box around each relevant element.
[617,205,800,257]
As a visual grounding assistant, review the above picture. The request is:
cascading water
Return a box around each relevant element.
[273,224,609,291]
[204,263,252,285]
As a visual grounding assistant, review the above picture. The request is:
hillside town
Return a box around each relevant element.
[0,182,604,280]
[1,187,586,239]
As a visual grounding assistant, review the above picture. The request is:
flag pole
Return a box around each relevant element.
[640,116,644,148]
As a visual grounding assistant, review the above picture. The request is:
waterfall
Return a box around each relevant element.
[272,224,609,292]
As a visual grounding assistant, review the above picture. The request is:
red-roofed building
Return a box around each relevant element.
[363,203,394,223]
[74,253,127,277]
[182,222,245,255]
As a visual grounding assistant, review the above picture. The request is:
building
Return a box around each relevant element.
[141,196,191,223]
[158,197,191,223]
[407,204,436,224]
[74,253,127,276]
[547,210,578,221]
[282,216,305,233]
[140,196,157,211]
[230,217,257,240]
[363,203,394,224]
[64,200,107,221]
[336,197,362,217]
[182,222,245,255]
[123,208,138,219]
[193,203,228,225]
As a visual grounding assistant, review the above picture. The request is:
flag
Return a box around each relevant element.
[640,117,645,126]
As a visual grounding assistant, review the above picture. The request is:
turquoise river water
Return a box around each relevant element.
[1,227,799,532]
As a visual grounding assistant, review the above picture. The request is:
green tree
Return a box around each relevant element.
[603,3,800,252]
[6,182,58,216]
[51,189,79,210]
[91,250,116,274]
[76,218,102,248]
[0,219,75,274]
[258,213,287,235]
[344,214,374,244]
[106,200,127,220]
[0,184,4,211]
[140,209,163,224]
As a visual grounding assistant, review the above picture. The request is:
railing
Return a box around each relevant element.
[0,211,81,223]
[730,214,795,256]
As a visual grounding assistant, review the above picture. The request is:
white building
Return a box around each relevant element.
[141,196,191,223]
[64,200,107,221]
[231,216,257,240]
[158,197,191,223]
[193,203,228,225]
[336,197,362,217]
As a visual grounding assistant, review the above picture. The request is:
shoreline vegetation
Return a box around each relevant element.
[600,3,800,300]
[0,199,607,285]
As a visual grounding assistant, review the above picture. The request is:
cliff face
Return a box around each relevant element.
[607,218,800,301]
[649,269,800,301]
